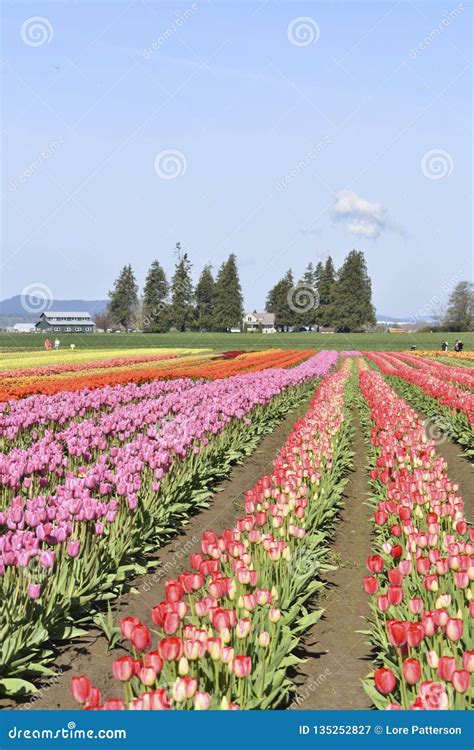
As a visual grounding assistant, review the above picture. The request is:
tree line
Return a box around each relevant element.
[99,245,244,333]
[266,250,376,332]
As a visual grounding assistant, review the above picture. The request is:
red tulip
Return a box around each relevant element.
[112,656,134,682]
[409,598,424,615]
[367,555,384,573]
[387,620,407,646]
[377,595,389,612]
[462,651,474,673]
[130,624,151,652]
[390,545,402,559]
[71,675,91,704]
[407,622,424,648]
[451,670,470,693]
[403,658,421,685]
[232,655,252,678]
[387,586,403,606]
[158,636,184,661]
[120,616,139,640]
[362,576,378,594]
[103,698,125,710]
[388,569,402,586]
[438,656,457,682]
[374,667,396,694]
[446,618,463,642]
[85,687,101,708]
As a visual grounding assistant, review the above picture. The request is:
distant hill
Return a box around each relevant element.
[0,296,108,326]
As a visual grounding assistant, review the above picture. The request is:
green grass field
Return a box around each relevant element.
[0,330,472,353]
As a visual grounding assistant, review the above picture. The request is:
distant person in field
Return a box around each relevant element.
[44,338,52,350]
[410,345,417,351]
[454,340,459,352]
[457,340,464,352]
[441,341,448,352]
[54,338,60,350]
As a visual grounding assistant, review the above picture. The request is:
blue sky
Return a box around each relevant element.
[2,0,472,317]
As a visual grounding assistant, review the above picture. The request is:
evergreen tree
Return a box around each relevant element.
[315,257,336,327]
[296,262,318,327]
[213,253,244,331]
[443,281,473,331]
[108,265,139,329]
[332,250,376,332]
[195,265,216,331]
[170,244,195,332]
[143,260,169,332]
[265,269,296,330]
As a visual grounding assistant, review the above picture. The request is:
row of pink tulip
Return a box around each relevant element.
[70,369,352,709]
[365,352,474,423]
[359,368,473,710]
[386,352,474,390]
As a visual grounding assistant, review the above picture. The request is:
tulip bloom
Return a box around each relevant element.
[194,691,211,710]
[374,667,396,694]
[158,637,184,661]
[71,676,91,704]
[27,583,41,600]
[232,655,252,678]
[462,652,474,673]
[130,624,151,652]
[362,576,378,595]
[452,670,470,693]
[120,617,139,640]
[403,658,421,686]
[438,656,457,682]
[445,618,463,642]
[112,656,134,682]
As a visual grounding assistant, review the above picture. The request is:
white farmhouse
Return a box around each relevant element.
[243,311,276,333]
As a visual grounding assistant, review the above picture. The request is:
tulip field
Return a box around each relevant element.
[0,346,472,711]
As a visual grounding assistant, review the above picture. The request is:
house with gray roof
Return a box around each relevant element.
[35,311,95,334]
[243,311,276,333]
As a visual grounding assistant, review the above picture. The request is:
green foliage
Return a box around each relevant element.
[332,250,376,331]
[266,269,296,329]
[143,260,169,332]
[315,257,337,327]
[195,265,215,331]
[213,253,244,331]
[108,265,139,329]
[169,245,195,332]
[443,281,473,332]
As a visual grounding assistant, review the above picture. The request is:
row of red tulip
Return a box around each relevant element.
[359,369,473,710]
[70,370,353,710]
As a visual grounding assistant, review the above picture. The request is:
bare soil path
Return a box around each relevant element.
[290,410,373,710]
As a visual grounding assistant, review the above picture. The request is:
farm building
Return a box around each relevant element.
[35,311,95,333]
[243,311,276,333]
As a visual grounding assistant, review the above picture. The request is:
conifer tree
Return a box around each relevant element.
[195,264,215,331]
[213,253,244,330]
[170,244,195,332]
[108,265,139,329]
[332,250,376,331]
[143,260,169,332]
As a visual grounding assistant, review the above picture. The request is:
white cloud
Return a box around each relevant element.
[333,189,388,239]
